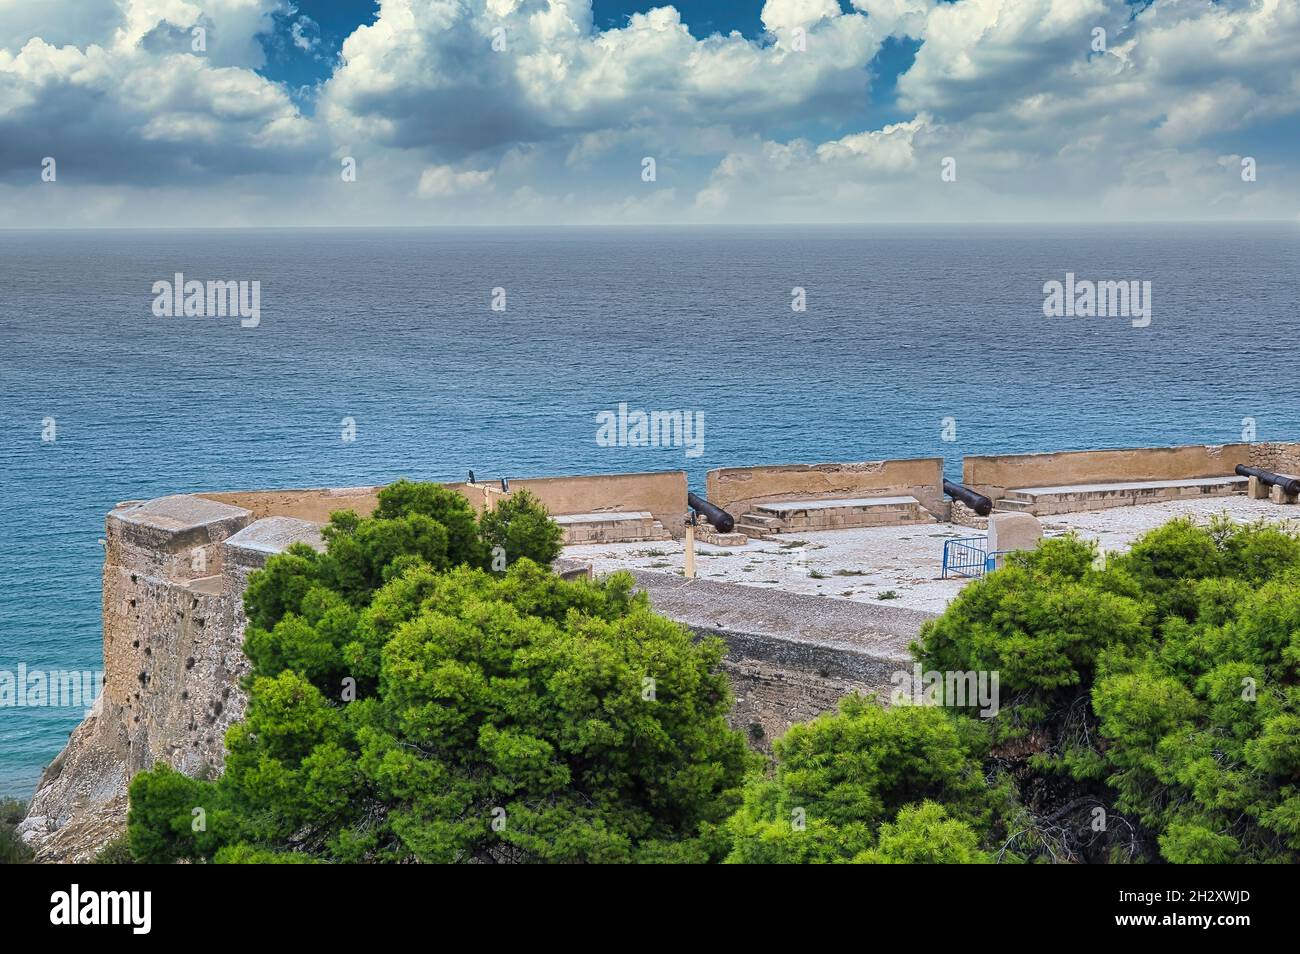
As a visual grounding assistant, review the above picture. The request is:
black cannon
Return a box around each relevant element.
[943,478,993,517]
[1235,465,1300,497]
[687,492,735,533]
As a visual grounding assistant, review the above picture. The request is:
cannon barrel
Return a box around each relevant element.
[687,492,735,533]
[1235,465,1300,497]
[943,478,993,517]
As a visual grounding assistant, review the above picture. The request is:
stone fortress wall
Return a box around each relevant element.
[20,442,1300,861]
[963,443,1256,502]
[200,470,690,535]
[23,495,278,862]
[1248,441,1300,474]
[706,458,947,521]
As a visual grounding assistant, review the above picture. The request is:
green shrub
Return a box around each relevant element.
[0,798,33,864]
[723,696,994,864]
[479,489,564,569]
[915,518,1300,863]
[91,835,135,864]
[129,483,751,863]
[857,801,992,864]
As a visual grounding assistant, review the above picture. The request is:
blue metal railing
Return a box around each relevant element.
[942,537,988,579]
[941,538,1013,579]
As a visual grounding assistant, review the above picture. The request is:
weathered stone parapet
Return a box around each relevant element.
[706,458,947,524]
[963,443,1254,505]
[628,570,929,749]
[203,474,692,538]
[22,501,322,862]
[199,486,383,522]
[221,516,326,593]
[107,495,252,583]
[1249,442,1300,475]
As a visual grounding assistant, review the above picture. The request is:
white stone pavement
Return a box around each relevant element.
[565,496,1300,614]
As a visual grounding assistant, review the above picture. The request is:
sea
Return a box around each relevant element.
[1,223,1297,797]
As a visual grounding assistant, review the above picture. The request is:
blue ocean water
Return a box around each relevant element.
[1,223,1297,798]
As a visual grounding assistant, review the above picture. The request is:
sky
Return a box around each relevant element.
[0,0,1296,226]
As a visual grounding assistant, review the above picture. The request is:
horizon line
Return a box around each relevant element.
[0,219,1297,232]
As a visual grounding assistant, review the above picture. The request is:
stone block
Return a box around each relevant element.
[696,527,748,546]
[222,517,326,591]
[553,511,670,544]
[950,499,988,530]
[1269,483,1299,505]
[107,494,252,581]
[551,557,594,581]
[987,512,1043,558]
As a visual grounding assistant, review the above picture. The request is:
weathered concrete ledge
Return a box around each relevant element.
[630,570,931,746]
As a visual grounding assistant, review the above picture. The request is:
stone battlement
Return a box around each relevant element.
[21,440,1300,860]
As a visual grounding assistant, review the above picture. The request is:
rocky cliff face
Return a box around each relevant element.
[19,497,321,862]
